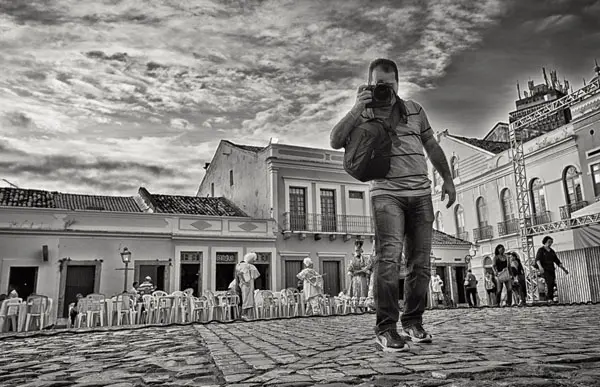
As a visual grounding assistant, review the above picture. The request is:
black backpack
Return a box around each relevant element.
[343,100,406,182]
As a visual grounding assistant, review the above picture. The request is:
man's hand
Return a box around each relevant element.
[353,85,372,112]
[441,178,456,208]
[538,267,545,275]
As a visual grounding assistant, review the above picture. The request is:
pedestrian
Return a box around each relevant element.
[535,236,569,304]
[69,293,84,326]
[348,240,370,299]
[297,257,324,315]
[330,58,456,351]
[235,252,261,320]
[137,276,156,296]
[129,281,139,299]
[484,272,497,306]
[492,244,513,306]
[464,270,478,307]
[430,274,444,308]
[508,252,527,306]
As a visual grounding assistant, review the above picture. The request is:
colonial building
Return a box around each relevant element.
[0,187,275,322]
[197,140,472,303]
[429,64,600,304]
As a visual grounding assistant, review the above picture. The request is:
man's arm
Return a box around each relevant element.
[535,248,545,274]
[330,106,363,149]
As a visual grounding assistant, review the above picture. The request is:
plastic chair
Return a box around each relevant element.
[115,294,136,326]
[190,296,209,322]
[152,290,168,298]
[0,298,22,332]
[221,293,240,321]
[140,295,156,324]
[283,288,302,317]
[202,290,223,321]
[77,295,105,327]
[24,295,49,331]
[154,296,174,324]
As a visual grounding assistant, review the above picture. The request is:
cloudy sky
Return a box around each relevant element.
[1,0,599,196]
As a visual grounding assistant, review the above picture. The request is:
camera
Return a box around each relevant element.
[361,82,394,108]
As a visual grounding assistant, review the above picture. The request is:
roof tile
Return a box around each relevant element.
[432,229,471,246]
[448,134,511,154]
[149,194,248,217]
[54,193,142,212]
[0,188,55,208]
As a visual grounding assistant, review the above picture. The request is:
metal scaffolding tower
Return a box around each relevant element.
[509,72,600,302]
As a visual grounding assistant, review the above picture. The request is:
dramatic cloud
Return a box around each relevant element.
[0,0,595,195]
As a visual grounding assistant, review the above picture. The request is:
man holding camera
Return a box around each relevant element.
[330,58,456,352]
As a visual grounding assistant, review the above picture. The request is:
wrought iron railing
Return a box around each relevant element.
[498,218,519,236]
[559,201,588,219]
[282,212,374,234]
[473,225,494,241]
[456,230,469,241]
[530,210,552,226]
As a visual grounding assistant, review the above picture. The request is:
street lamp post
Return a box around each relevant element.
[120,247,132,292]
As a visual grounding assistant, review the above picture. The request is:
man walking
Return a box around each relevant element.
[464,270,478,307]
[536,236,569,303]
[330,58,456,352]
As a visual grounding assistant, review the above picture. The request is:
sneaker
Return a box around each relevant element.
[375,330,410,352]
[402,324,432,344]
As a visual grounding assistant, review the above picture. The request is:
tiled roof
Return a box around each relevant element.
[432,229,471,246]
[448,134,511,154]
[141,189,248,217]
[0,187,55,208]
[54,193,142,212]
[224,140,265,153]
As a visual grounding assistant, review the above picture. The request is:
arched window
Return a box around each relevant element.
[530,178,546,215]
[501,188,515,221]
[435,211,444,232]
[455,204,465,235]
[476,197,488,227]
[451,156,459,179]
[563,166,583,205]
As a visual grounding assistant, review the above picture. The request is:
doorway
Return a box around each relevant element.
[63,265,96,317]
[138,265,166,291]
[284,260,303,289]
[436,266,448,294]
[454,266,466,304]
[215,263,235,291]
[180,263,201,296]
[8,267,38,300]
[322,260,341,296]
[254,264,270,290]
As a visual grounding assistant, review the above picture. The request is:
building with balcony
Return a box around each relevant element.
[429,64,600,303]
[198,140,472,304]
[0,186,276,323]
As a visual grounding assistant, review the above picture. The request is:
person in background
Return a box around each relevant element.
[137,276,156,297]
[69,293,84,326]
[492,244,512,307]
[430,274,444,308]
[535,236,569,304]
[464,270,478,307]
[484,272,497,306]
[235,252,261,320]
[7,285,19,299]
[348,240,370,299]
[129,281,139,299]
[508,252,527,306]
[297,257,324,315]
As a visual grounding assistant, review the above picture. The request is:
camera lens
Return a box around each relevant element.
[373,84,390,102]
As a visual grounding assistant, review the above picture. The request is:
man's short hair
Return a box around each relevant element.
[542,236,553,244]
[368,58,399,83]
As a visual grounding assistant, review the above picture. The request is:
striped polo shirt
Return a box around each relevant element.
[361,99,434,197]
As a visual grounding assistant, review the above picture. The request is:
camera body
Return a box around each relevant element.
[361,82,394,109]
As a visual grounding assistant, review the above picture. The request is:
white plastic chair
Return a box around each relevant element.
[0,298,22,332]
[115,294,136,326]
[24,295,49,331]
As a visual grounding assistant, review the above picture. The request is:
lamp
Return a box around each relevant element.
[119,247,132,292]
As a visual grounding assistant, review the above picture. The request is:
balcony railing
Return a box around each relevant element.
[473,225,494,241]
[498,218,519,236]
[559,201,588,219]
[282,212,374,234]
[456,230,469,241]
[530,211,552,226]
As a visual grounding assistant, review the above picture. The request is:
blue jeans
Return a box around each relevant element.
[372,194,434,333]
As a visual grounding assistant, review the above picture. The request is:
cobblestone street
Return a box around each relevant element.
[2,305,600,387]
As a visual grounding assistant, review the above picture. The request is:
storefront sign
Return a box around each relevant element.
[255,252,271,264]
[181,251,203,262]
[216,252,237,263]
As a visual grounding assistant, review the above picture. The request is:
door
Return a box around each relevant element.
[63,265,96,317]
[8,267,38,300]
[322,260,341,296]
[139,265,166,291]
[254,264,270,290]
[455,267,466,304]
[284,260,303,289]
[180,263,201,296]
[215,263,235,291]
[320,189,337,232]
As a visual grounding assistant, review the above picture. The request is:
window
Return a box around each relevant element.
[530,178,546,215]
[501,188,515,221]
[476,197,488,227]
[563,166,583,204]
[450,156,459,179]
[455,204,465,233]
[593,163,600,197]
[289,187,307,230]
[348,191,364,199]
[320,189,337,232]
[229,170,234,186]
[435,211,444,232]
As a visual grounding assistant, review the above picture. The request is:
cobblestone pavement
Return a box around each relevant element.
[2,304,600,387]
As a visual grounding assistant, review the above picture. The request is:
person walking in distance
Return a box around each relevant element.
[330,58,456,352]
[492,244,513,307]
[508,252,527,306]
[464,270,478,307]
[484,272,497,306]
[430,274,444,308]
[536,236,569,304]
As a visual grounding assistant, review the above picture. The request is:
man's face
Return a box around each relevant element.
[371,67,398,94]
